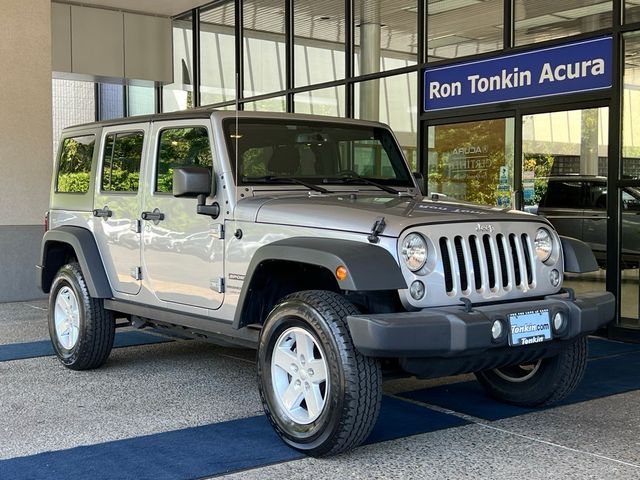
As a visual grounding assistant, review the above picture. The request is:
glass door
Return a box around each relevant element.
[521,107,609,298]
[427,117,515,207]
[617,32,640,328]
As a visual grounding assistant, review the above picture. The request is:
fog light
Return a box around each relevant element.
[553,312,565,332]
[491,320,504,340]
[550,269,560,287]
[410,280,425,300]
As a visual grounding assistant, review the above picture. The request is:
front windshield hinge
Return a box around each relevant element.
[367,216,386,244]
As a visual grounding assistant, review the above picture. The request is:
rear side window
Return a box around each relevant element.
[156,127,212,193]
[101,131,144,192]
[56,135,95,193]
[584,182,607,210]
[540,181,584,209]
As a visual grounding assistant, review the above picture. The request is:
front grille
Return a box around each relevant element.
[439,231,535,296]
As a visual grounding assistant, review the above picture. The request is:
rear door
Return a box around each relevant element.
[92,124,147,295]
[140,119,225,310]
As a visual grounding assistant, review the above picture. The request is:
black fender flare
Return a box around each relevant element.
[38,225,112,298]
[560,236,598,273]
[233,237,407,328]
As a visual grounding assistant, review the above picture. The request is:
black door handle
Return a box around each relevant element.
[141,209,165,222]
[93,206,112,218]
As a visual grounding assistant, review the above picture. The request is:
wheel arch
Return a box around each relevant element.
[38,226,112,298]
[233,237,406,329]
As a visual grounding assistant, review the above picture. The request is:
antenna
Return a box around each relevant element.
[235,73,239,208]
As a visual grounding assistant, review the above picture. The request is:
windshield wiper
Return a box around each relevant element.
[244,176,330,194]
[337,174,400,195]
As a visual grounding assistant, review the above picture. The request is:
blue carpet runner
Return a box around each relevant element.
[0,396,468,480]
[400,342,640,421]
[0,331,172,362]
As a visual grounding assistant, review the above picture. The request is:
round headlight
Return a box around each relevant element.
[534,228,553,262]
[402,233,427,272]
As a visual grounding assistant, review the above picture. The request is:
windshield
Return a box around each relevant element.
[223,118,414,188]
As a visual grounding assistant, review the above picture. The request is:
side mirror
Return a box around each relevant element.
[173,166,212,198]
[172,166,219,219]
[412,172,427,196]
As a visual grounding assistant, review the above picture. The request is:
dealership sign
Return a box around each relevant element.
[424,36,612,112]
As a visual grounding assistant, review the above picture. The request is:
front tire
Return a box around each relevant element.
[257,290,382,457]
[48,262,115,370]
[475,337,588,407]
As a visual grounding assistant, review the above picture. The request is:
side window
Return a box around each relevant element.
[156,127,212,193]
[101,131,144,192]
[585,183,607,210]
[539,181,584,209]
[623,189,640,211]
[56,135,95,193]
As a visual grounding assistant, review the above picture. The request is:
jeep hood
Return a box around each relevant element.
[236,193,538,237]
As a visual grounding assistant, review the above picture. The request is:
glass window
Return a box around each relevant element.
[515,1,612,46]
[427,118,515,206]
[339,138,398,178]
[353,1,417,76]
[243,1,286,98]
[627,0,640,23]
[539,181,585,208]
[127,85,155,116]
[623,33,640,179]
[52,78,96,159]
[200,1,236,105]
[99,84,124,120]
[355,73,417,170]
[224,119,413,187]
[294,0,346,87]
[294,86,345,117]
[101,131,144,192]
[427,0,503,61]
[243,96,286,112]
[56,135,95,193]
[622,188,640,211]
[156,127,212,193]
[163,16,193,112]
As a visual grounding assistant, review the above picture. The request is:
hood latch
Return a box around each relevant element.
[367,216,386,244]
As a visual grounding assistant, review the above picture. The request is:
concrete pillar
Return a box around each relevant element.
[358,0,381,121]
[0,1,52,301]
[580,108,599,176]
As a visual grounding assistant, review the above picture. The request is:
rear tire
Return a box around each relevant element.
[48,262,115,370]
[257,290,382,457]
[475,336,588,407]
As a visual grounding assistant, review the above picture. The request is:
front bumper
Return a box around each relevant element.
[347,291,615,358]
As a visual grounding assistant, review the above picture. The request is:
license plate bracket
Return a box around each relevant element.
[508,309,552,346]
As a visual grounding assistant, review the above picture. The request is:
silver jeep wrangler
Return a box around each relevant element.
[38,110,615,456]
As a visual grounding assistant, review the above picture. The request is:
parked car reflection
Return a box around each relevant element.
[536,175,640,267]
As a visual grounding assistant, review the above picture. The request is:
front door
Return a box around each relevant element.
[93,125,147,295]
[141,120,224,310]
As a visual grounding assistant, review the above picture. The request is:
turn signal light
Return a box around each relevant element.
[335,266,348,281]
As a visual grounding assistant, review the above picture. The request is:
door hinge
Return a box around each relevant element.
[210,224,224,240]
[130,266,142,281]
[210,277,225,293]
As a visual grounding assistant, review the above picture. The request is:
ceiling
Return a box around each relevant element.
[56,0,204,17]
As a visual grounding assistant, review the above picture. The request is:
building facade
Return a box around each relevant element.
[3,0,640,340]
